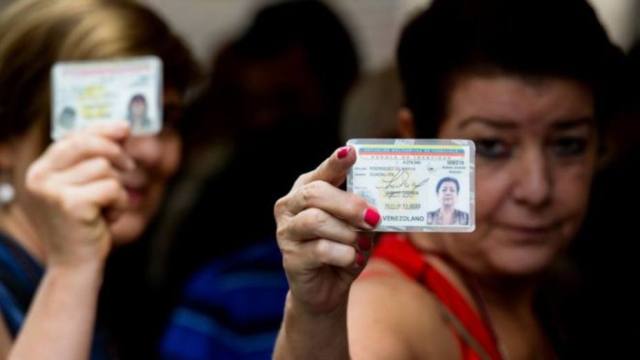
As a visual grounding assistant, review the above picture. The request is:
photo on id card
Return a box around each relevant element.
[347,139,475,233]
[50,55,162,140]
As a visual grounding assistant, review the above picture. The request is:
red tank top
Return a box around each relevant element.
[365,233,504,360]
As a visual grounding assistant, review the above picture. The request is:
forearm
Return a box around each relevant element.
[273,292,350,360]
[8,262,104,360]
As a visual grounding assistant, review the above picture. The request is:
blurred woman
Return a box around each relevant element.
[0,0,197,358]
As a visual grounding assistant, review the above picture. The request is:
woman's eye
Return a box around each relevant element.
[475,139,511,159]
[551,137,587,157]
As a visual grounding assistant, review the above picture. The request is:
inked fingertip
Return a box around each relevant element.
[357,235,372,251]
[356,251,366,267]
[337,146,351,159]
[363,207,381,228]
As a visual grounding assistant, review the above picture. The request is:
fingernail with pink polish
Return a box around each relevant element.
[337,146,350,159]
[363,207,380,228]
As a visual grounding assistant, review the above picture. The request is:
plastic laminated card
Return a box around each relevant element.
[347,139,475,232]
[51,56,162,140]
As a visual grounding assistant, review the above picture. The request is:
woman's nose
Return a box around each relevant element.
[124,135,162,168]
[512,147,552,209]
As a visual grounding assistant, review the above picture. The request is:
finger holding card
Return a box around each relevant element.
[25,122,134,268]
[275,146,380,319]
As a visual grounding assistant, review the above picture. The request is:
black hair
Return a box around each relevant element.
[234,0,359,105]
[186,0,359,145]
[129,94,147,106]
[397,0,625,138]
[436,176,460,194]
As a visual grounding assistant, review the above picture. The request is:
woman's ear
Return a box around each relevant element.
[397,107,416,138]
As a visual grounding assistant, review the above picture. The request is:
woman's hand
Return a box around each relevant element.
[7,123,132,360]
[24,122,134,269]
[274,146,380,315]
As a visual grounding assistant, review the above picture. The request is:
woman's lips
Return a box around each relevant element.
[122,172,148,208]
[498,222,559,241]
[125,187,145,207]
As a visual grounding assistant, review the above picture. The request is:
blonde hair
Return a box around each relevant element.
[0,0,198,141]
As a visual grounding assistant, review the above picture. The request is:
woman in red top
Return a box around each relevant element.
[273,0,624,358]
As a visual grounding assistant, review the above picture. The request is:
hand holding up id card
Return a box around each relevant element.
[50,56,162,140]
[347,139,475,232]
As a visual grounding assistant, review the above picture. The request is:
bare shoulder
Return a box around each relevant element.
[347,258,459,359]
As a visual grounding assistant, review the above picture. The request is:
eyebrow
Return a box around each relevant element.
[458,116,594,130]
[458,117,517,129]
[551,117,594,130]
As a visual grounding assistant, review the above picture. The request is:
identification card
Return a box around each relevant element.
[51,56,162,140]
[347,139,475,232]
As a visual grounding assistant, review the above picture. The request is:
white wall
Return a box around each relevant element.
[141,0,273,67]
[0,0,12,10]
[141,0,636,73]
[0,0,630,71]
[590,0,636,49]
[140,0,431,71]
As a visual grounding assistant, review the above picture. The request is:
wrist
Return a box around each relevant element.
[46,247,110,272]
[286,291,348,320]
[278,292,350,359]
[46,260,105,288]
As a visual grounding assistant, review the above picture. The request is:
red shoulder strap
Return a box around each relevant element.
[371,234,503,360]
[370,233,426,280]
